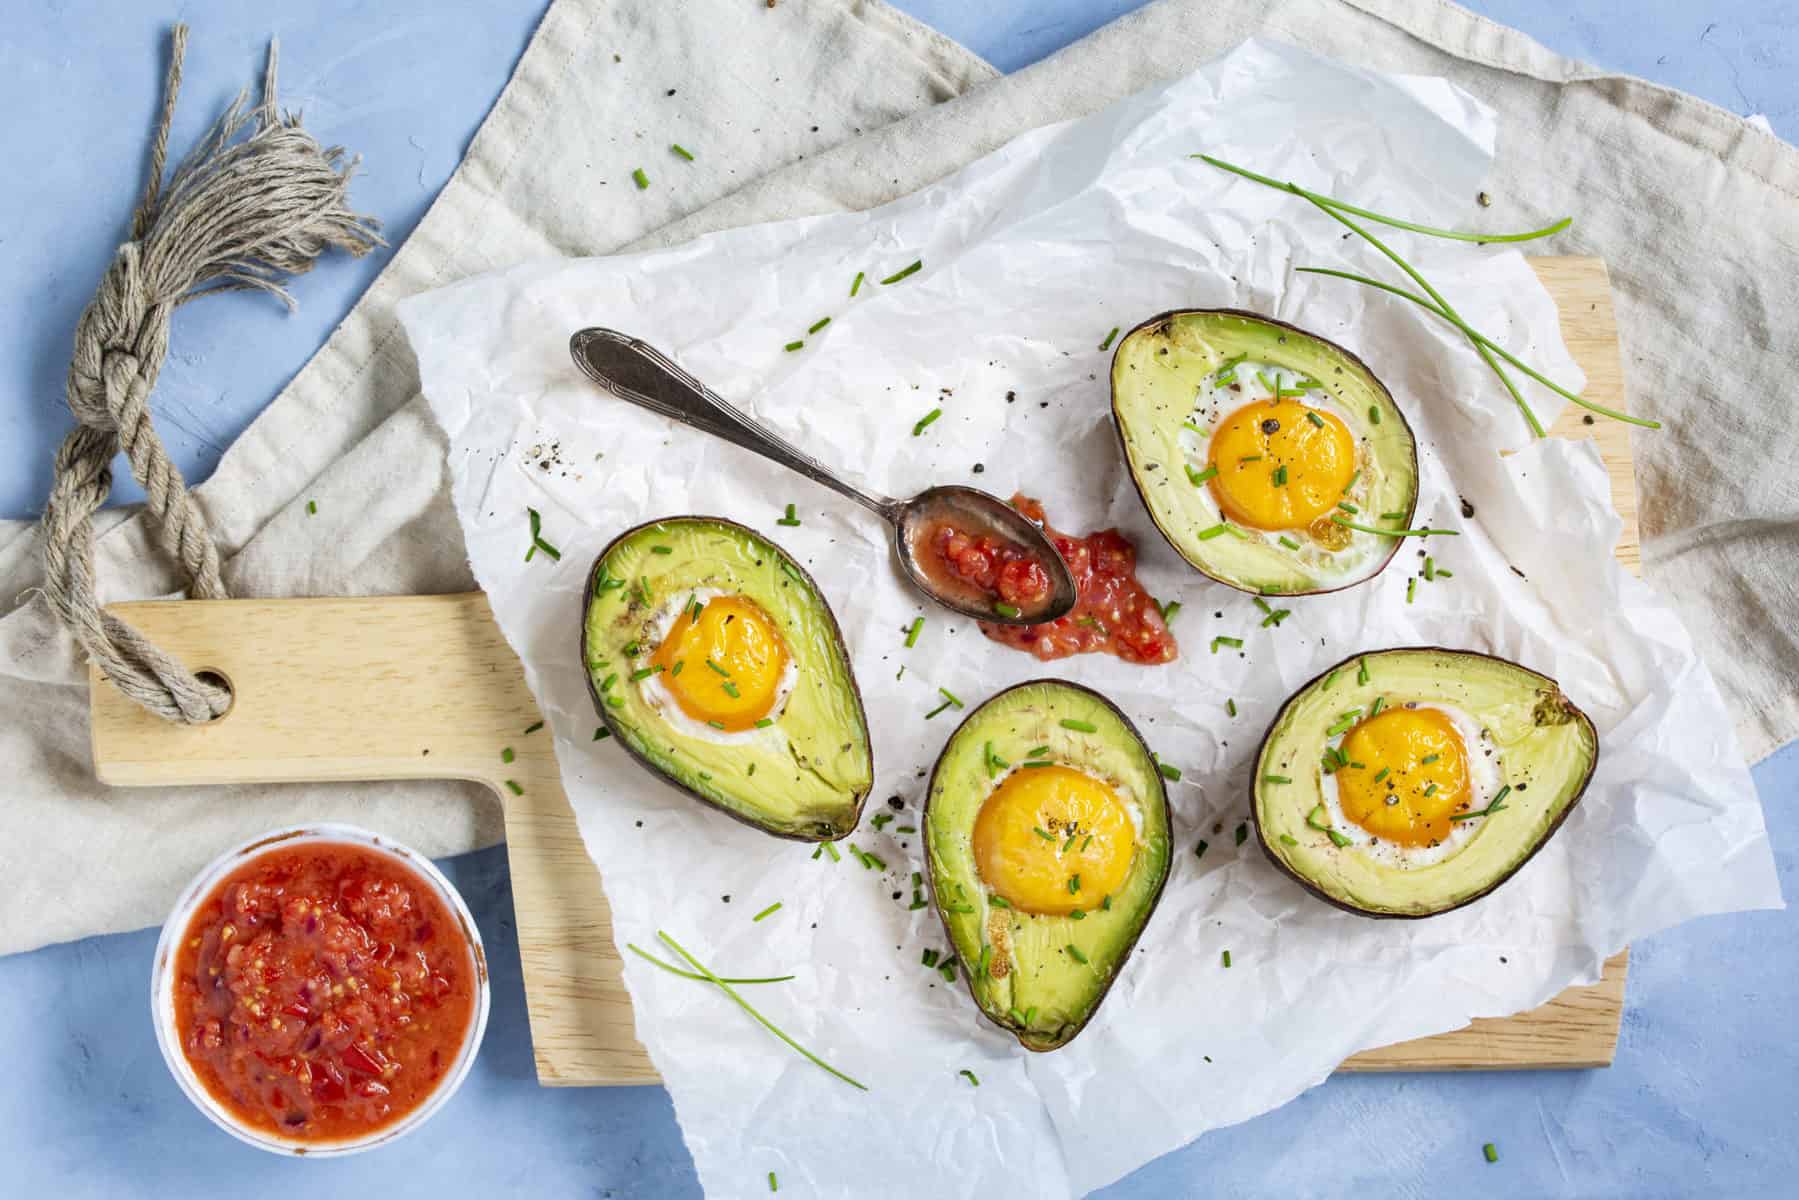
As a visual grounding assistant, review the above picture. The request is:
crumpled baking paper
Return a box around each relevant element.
[399,39,1781,1200]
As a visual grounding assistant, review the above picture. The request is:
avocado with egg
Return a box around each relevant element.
[925,680,1171,1050]
[582,516,873,841]
[1111,310,1419,595]
[1252,648,1598,918]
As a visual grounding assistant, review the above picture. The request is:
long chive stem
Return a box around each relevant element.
[1296,267,1660,429]
[656,932,868,1091]
[627,943,795,985]
[1194,154,1572,244]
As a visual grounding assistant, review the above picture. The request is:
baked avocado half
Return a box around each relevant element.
[1111,310,1419,595]
[1252,648,1598,918]
[925,680,1171,1050]
[582,516,873,841]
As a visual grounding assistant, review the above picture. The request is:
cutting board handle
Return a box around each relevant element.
[90,592,657,1084]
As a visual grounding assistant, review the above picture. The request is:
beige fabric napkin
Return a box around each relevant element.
[3,0,1794,956]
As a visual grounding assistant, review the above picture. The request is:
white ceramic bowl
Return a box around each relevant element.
[150,823,491,1157]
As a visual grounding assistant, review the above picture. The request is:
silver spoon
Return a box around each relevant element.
[569,328,1077,626]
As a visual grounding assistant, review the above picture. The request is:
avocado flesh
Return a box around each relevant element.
[1111,309,1418,595]
[582,517,872,841]
[925,681,1171,1050]
[1253,648,1598,918]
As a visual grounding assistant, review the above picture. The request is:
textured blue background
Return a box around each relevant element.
[2,2,1793,1196]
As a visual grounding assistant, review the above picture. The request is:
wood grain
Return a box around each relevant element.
[89,256,1634,1083]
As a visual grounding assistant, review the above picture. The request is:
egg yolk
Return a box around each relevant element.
[971,764,1135,915]
[1206,398,1357,531]
[648,595,788,732]
[1334,707,1471,846]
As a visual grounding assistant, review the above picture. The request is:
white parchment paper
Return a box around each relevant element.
[399,40,1780,1200]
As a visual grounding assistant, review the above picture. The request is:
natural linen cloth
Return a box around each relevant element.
[0,0,1794,957]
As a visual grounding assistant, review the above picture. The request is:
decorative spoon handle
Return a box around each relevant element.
[569,328,898,519]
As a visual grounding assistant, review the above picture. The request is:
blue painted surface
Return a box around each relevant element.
[1,2,1793,1196]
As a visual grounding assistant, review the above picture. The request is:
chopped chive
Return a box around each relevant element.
[1069,909,1087,921]
[777,502,801,527]
[1369,696,1385,716]
[1063,833,1078,853]
[1279,833,1299,846]
[752,902,783,922]
[701,658,729,677]
[783,340,804,352]
[1238,454,1264,464]
[939,687,965,708]
[629,667,658,682]
[306,499,317,515]
[989,894,1011,909]
[1380,511,1408,521]
[912,407,942,436]
[1305,410,1326,427]
[1195,839,1209,860]
[1098,326,1120,351]
[1226,698,1238,717]
[1235,822,1248,846]
[650,545,673,556]
[1213,370,1237,387]
[707,720,726,730]
[1407,577,1418,604]
[1357,659,1370,685]
[1059,718,1098,733]
[1420,754,1440,765]
[606,695,624,709]
[594,727,610,741]
[654,932,867,1091]
[943,901,973,913]
[1306,805,1331,831]
[1067,945,1089,965]
[632,167,649,189]
[1021,760,1055,769]
[1210,635,1244,654]
[1437,569,1455,578]
[1324,670,1340,689]
[1187,464,1219,487]
[1484,1143,1498,1164]
[1327,829,1351,847]
[1067,877,1080,899]
[769,1171,778,1193]
[1333,515,1460,538]
[807,316,831,335]
[505,779,523,796]
[1338,501,1359,514]
[1271,464,1288,487]
[850,271,865,296]
[959,1069,981,1087]
[1369,405,1381,425]
[1256,371,1276,392]
[1424,556,1436,581]
[897,825,916,834]
[977,944,991,977]
[670,143,694,161]
[904,617,924,647]
[1157,761,1182,782]
[1424,782,1439,796]
[822,842,840,862]
[925,699,954,719]
[1278,535,1301,550]
[1374,766,1390,782]
[880,260,923,285]
[1160,599,1182,622]
[1221,950,1232,968]
[754,717,774,728]
[501,747,515,764]
[1033,827,1054,841]
[992,602,1021,619]
[1254,598,1273,615]
[721,681,741,698]
[1197,523,1230,541]
[1027,746,1051,758]
[1263,774,1292,784]
[1342,470,1361,494]
[922,948,938,967]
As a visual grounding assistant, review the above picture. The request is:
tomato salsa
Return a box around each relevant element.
[914,519,1058,619]
[172,842,477,1142]
[977,494,1177,664]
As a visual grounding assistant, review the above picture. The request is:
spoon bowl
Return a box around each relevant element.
[569,328,1077,626]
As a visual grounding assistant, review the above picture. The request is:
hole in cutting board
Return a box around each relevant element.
[194,669,236,722]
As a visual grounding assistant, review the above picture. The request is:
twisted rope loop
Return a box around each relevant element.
[40,25,381,722]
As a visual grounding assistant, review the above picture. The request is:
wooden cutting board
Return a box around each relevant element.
[90,256,1634,1084]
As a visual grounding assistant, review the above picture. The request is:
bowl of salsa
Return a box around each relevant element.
[151,824,490,1156]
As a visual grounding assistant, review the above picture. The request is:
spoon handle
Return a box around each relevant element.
[569,328,898,520]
